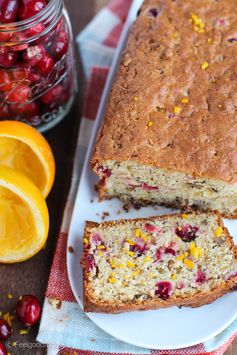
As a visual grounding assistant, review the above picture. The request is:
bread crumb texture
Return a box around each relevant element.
[81,213,237,310]
[95,161,237,217]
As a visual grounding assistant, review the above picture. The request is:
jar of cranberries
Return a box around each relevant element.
[0,0,77,132]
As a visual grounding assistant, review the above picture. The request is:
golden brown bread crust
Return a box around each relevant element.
[81,212,237,313]
[83,280,237,313]
[92,0,237,184]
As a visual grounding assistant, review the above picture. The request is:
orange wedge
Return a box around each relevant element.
[0,165,49,263]
[0,121,55,198]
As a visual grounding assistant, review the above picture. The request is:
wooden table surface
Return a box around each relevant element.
[0,1,236,354]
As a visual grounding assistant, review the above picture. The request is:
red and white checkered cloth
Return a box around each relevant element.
[37,1,237,354]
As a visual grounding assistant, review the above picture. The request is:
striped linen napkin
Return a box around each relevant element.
[37,0,237,354]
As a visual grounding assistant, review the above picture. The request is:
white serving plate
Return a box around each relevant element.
[67,0,237,350]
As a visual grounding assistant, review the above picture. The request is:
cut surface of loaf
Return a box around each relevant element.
[92,0,237,218]
[81,212,237,313]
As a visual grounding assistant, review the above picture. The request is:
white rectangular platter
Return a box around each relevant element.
[67,0,237,350]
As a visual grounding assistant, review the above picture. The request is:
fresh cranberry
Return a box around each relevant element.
[0,342,7,355]
[11,101,39,115]
[36,54,54,76]
[55,17,63,33]
[27,69,41,84]
[175,225,199,242]
[0,319,12,340]
[84,253,95,271]
[23,45,46,66]
[25,22,45,38]
[18,0,46,20]
[26,114,41,126]
[40,84,66,105]
[0,104,9,118]
[155,281,172,300]
[0,47,18,68]
[0,31,12,41]
[0,0,18,23]
[12,67,29,81]
[51,31,68,60]
[130,238,148,256]
[0,70,12,91]
[7,83,31,103]
[11,31,28,51]
[16,295,41,326]
[97,166,112,177]
[196,270,206,285]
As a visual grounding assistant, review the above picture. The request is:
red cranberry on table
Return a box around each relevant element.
[0,0,19,23]
[18,0,47,20]
[0,319,12,340]
[0,342,7,355]
[16,295,41,326]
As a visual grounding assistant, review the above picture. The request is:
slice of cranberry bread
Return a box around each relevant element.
[81,212,237,313]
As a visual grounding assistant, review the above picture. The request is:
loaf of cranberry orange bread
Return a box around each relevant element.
[92,0,237,218]
[81,211,237,313]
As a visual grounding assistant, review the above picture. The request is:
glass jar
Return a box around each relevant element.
[0,0,77,132]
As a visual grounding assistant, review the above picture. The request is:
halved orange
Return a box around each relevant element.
[0,165,49,263]
[0,121,55,198]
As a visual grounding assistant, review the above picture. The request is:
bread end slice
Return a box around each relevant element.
[81,212,237,313]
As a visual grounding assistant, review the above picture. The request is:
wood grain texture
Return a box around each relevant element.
[0,1,94,354]
[0,0,236,354]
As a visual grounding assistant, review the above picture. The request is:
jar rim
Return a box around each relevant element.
[0,0,63,35]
